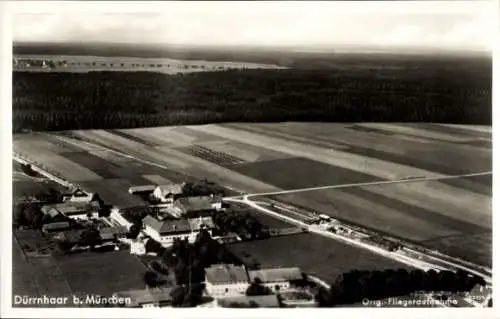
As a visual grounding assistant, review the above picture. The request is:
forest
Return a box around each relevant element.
[12,66,491,132]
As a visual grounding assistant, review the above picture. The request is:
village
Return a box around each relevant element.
[13,167,319,308]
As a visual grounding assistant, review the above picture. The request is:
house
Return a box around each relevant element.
[248,267,303,292]
[99,226,128,243]
[128,185,156,195]
[216,295,281,308]
[41,201,100,220]
[173,195,222,216]
[63,189,99,204]
[142,215,192,246]
[204,264,250,297]
[42,221,71,233]
[113,287,173,308]
[152,184,185,203]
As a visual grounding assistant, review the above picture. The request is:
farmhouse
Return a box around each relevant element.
[42,221,71,233]
[204,264,250,297]
[248,267,303,292]
[62,189,99,204]
[41,201,100,220]
[152,184,185,203]
[113,287,173,308]
[173,195,223,215]
[142,215,192,246]
[141,215,216,246]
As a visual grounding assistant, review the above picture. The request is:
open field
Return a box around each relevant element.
[228,233,413,282]
[13,54,285,74]
[13,231,148,306]
[12,122,492,267]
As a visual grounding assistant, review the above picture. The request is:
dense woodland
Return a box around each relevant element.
[13,65,491,132]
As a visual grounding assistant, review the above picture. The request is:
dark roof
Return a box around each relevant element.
[114,287,173,307]
[248,267,303,283]
[42,221,71,231]
[205,264,249,284]
[41,201,100,215]
[176,196,215,212]
[142,215,191,234]
[99,226,128,240]
[217,295,280,308]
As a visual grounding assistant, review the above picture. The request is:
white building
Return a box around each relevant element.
[248,267,303,292]
[205,264,250,298]
[62,189,99,204]
[110,208,134,230]
[152,184,184,203]
[142,215,192,246]
[128,185,156,194]
[141,215,216,246]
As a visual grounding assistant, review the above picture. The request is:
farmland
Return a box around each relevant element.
[227,233,413,282]
[13,232,148,307]
[13,54,285,74]
[12,122,492,269]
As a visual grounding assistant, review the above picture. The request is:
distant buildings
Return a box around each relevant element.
[41,201,100,220]
[204,264,250,297]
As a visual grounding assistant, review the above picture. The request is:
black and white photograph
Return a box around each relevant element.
[0,0,496,317]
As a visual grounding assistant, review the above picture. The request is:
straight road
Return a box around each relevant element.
[224,171,492,200]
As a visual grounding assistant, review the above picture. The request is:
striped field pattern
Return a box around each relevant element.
[13,122,491,266]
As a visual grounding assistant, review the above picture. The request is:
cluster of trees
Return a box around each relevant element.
[316,268,487,306]
[55,226,108,253]
[12,67,491,133]
[182,180,226,197]
[143,230,242,306]
[13,201,73,230]
[211,208,269,240]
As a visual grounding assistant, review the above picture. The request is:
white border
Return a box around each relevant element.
[1,1,498,318]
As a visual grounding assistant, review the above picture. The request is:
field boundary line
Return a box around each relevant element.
[223,171,493,199]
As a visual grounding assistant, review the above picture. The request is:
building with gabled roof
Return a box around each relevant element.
[205,264,250,297]
[152,184,185,203]
[41,201,100,220]
[42,221,72,233]
[142,215,191,246]
[248,267,303,292]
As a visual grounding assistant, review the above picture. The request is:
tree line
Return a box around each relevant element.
[12,68,491,133]
[316,268,487,307]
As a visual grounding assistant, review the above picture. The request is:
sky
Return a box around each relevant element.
[9,1,497,52]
